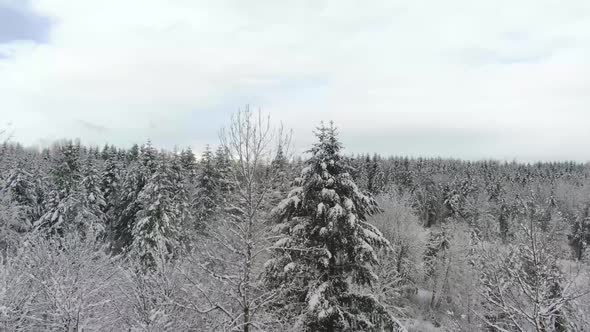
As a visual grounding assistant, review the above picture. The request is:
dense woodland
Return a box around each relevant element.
[0,110,589,331]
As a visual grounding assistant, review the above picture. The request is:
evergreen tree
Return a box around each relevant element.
[101,149,119,213]
[4,161,37,225]
[112,141,158,251]
[569,204,590,261]
[265,122,397,331]
[100,144,111,160]
[78,157,107,235]
[0,184,26,259]
[52,141,81,197]
[368,154,384,194]
[267,145,291,208]
[128,143,140,161]
[194,145,219,231]
[139,141,158,175]
[215,145,233,197]
[34,142,82,235]
[170,152,191,239]
[131,155,181,268]
[180,147,197,182]
[34,189,74,235]
[352,154,369,191]
[30,165,48,222]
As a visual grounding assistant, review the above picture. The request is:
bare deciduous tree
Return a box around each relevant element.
[191,106,292,331]
[479,215,590,332]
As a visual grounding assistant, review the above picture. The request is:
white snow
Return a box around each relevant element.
[284,262,296,273]
[308,282,329,311]
[328,204,343,221]
[292,222,307,234]
[274,237,290,247]
[363,228,383,243]
[288,187,303,198]
[317,203,325,217]
[347,213,356,227]
[320,188,339,202]
[301,166,312,176]
[343,198,354,210]
[273,196,301,215]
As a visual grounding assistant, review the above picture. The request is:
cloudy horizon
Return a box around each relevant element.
[2,0,590,162]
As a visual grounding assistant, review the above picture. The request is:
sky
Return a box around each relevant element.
[1,0,590,161]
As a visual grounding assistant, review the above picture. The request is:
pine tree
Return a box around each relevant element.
[101,149,119,212]
[569,204,590,261]
[52,141,81,197]
[30,165,48,222]
[112,141,158,252]
[139,141,158,175]
[180,147,197,182]
[100,144,111,160]
[267,145,291,208]
[0,180,28,259]
[170,152,191,240]
[368,154,384,194]
[128,143,140,161]
[194,145,219,231]
[34,142,82,235]
[352,154,369,191]
[131,155,181,269]
[215,145,233,197]
[4,161,37,226]
[265,122,397,331]
[365,154,375,192]
[78,157,107,235]
[34,189,74,235]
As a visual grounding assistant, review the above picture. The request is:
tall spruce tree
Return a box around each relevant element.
[180,147,197,182]
[34,141,82,234]
[78,157,107,235]
[112,141,157,251]
[131,154,181,268]
[267,145,291,208]
[170,152,191,241]
[128,143,140,162]
[100,144,110,160]
[0,183,26,259]
[101,149,119,214]
[5,161,37,227]
[215,145,233,197]
[194,145,219,231]
[265,122,398,331]
[52,141,81,197]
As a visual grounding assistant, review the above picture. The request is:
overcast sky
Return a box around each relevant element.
[1,0,590,161]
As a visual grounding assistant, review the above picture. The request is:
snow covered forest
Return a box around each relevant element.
[1,110,589,331]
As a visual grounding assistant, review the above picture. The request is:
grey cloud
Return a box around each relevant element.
[0,3,52,43]
[76,120,109,133]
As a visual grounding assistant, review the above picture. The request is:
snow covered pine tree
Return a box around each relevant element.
[265,122,403,331]
[194,145,220,230]
[132,154,182,269]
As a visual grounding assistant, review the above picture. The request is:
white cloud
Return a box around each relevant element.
[1,0,590,161]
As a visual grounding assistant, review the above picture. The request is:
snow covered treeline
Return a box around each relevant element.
[1,111,590,331]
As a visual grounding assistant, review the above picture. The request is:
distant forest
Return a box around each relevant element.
[1,110,589,331]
